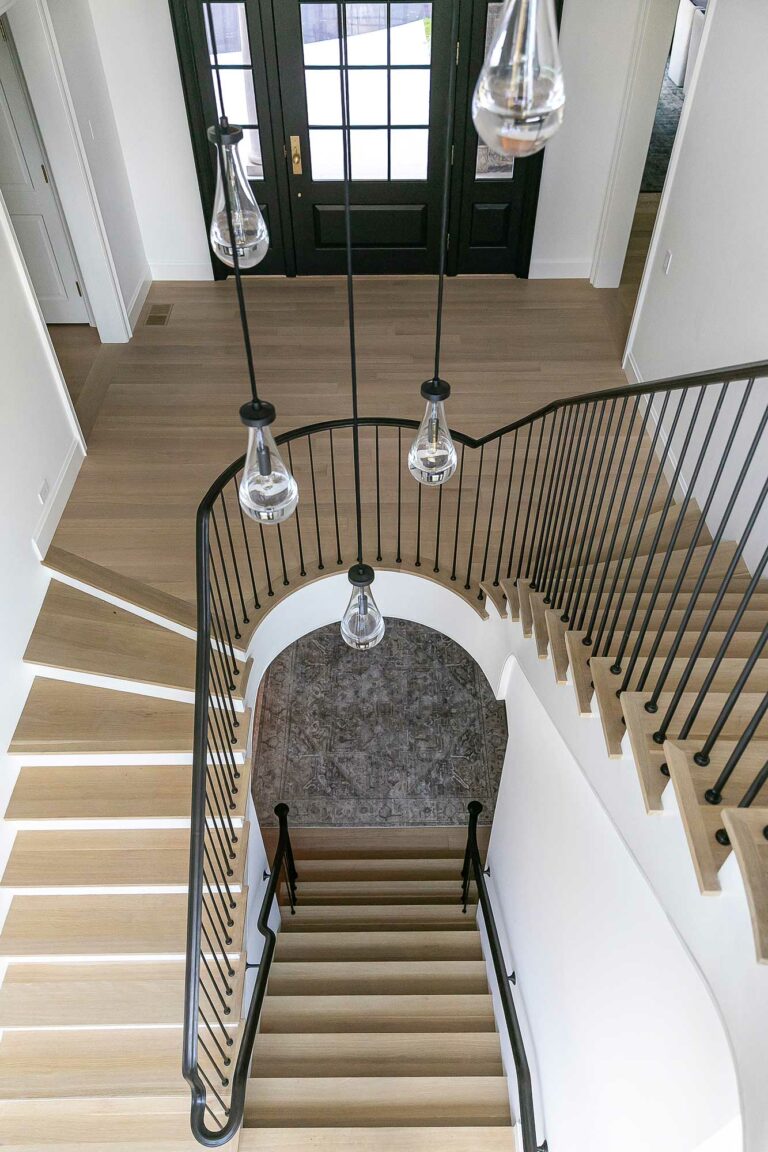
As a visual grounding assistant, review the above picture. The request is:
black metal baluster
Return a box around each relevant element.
[210,554,240,655]
[329,429,342,565]
[219,490,248,624]
[533,406,572,593]
[548,403,594,608]
[506,424,532,581]
[307,434,324,570]
[451,443,466,581]
[415,483,422,568]
[434,485,443,574]
[258,525,275,597]
[528,410,562,589]
[544,403,589,605]
[211,511,241,639]
[375,425,382,562]
[480,438,502,596]
[396,427,402,563]
[276,524,289,587]
[494,430,517,588]
[235,473,260,610]
[518,415,548,582]
[554,401,602,614]
[690,623,768,767]
[465,444,485,591]
[703,692,768,802]
[286,443,307,577]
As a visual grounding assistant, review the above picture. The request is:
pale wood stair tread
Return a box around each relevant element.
[264,826,489,860]
[281,880,469,905]
[250,1033,503,1076]
[665,740,768,893]
[23,580,206,693]
[44,545,197,632]
[0,892,245,956]
[294,858,465,881]
[0,828,247,889]
[283,904,476,931]
[9,681,247,755]
[243,1076,511,1127]
[6,763,213,822]
[261,994,495,1033]
[0,1095,200,1147]
[721,807,768,963]
[267,960,488,995]
[276,930,482,961]
[239,1129,516,1150]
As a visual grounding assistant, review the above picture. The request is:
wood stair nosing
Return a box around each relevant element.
[22,580,214,697]
[250,1032,504,1077]
[564,540,745,589]
[721,808,768,963]
[238,1127,517,1150]
[289,858,466,882]
[267,959,488,995]
[263,827,488,861]
[279,880,470,906]
[43,545,198,634]
[275,930,483,962]
[260,993,495,1034]
[282,904,477,932]
[242,1076,512,1128]
[0,889,247,958]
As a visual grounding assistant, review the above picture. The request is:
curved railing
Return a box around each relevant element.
[183,362,768,1144]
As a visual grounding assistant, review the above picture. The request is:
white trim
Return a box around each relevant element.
[623,347,643,384]
[151,261,213,282]
[127,267,151,331]
[590,0,679,291]
[527,258,593,280]
[31,436,85,560]
[6,0,132,342]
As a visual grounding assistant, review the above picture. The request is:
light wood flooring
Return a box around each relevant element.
[48,324,101,407]
[51,277,627,604]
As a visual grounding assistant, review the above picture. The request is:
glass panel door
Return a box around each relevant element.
[273,0,453,273]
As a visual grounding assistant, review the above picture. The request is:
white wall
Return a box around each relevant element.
[625,0,768,378]
[88,0,212,282]
[0,196,84,812]
[43,0,150,321]
[488,661,739,1152]
[531,0,666,279]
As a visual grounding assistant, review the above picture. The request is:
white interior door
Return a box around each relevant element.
[0,20,89,323]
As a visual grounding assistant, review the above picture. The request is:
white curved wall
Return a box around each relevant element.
[244,569,753,1152]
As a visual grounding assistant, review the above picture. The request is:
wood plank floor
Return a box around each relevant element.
[51,278,626,605]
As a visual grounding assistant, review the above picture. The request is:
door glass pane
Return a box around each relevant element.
[390,128,428,178]
[351,129,388,179]
[242,128,264,179]
[301,3,340,64]
[349,69,387,126]
[390,69,430,125]
[345,3,387,64]
[206,3,251,64]
[475,3,515,180]
[390,3,432,65]
[214,67,258,127]
[306,69,342,124]
[309,128,344,180]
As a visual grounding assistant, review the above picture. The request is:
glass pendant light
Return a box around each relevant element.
[341,564,385,651]
[207,123,269,269]
[472,0,565,159]
[238,400,299,524]
[409,378,458,485]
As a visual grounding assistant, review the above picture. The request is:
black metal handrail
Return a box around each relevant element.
[184,362,768,1144]
[462,801,541,1152]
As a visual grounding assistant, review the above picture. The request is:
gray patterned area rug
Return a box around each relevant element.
[641,69,685,193]
[252,620,507,827]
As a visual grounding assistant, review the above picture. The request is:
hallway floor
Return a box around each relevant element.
[253,620,506,827]
[51,276,627,605]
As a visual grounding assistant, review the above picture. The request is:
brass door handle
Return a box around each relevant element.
[290,135,302,176]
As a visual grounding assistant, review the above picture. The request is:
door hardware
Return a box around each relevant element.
[289,135,302,176]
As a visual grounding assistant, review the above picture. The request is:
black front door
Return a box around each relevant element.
[169,0,559,277]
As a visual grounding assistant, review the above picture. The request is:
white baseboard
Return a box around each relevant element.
[623,348,643,384]
[32,437,85,560]
[527,258,593,279]
[150,262,214,281]
[127,268,152,332]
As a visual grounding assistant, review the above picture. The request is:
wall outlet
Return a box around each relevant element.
[663,249,673,275]
[38,479,50,505]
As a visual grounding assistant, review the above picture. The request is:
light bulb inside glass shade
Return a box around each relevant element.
[208,124,269,268]
[238,413,298,525]
[472,0,564,159]
[408,381,458,486]
[341,565,385,651]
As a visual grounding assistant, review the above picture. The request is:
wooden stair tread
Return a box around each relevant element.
[267,960,488,995]
[281,880,468,905]
[243,1076,511,1127]
[9,681,247,755]
[0,892,245,956]
[23,581,205,694]
[263,827,489,860]
[283,905,476,931]
[261,994,495,1033]
[44,546,197,632]
[292,858,465,882]
[721,808,768,963]
[0,828,246,889]
[275,931,482,961]
[239,1128,516,1150]
[250,1033,503,1076]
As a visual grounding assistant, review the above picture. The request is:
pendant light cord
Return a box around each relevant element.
[433,0,461,381]
[338,2,364,567]
[205,2,261,407]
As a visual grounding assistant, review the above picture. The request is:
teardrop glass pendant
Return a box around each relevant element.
[238,402,298,524]
[408,379,458,486]
[341,564,385,651]
[472,0,564,159]
[208,123,269,268]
